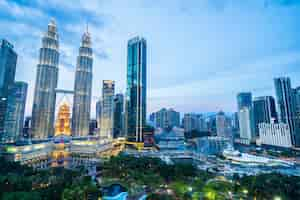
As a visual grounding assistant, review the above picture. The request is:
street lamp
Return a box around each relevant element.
[274,196,281,200]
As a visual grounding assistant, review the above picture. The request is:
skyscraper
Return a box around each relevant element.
[96,99,102,134]
[125,37,147,142]
[0,39,17,143]
[31,20,59,139]
[113,93,124,138]
[72,29,93,137]
[4,82,27,142]
[238,107,254,144]
[155,108,180,129]
[237,92,252,110]
[274,77,297,146]
[253,96,277,136]
[216,111,226,137]
[100,80,115,139]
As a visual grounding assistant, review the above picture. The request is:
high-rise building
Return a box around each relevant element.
[23,116,32,139]
[183,113,197,133]
[293,87,300,146]
[155,108,180,129]
[274,77,297,146]
[216,111,226,137]
[237,92,252,110]
[89,119,97,136]
[96,99,102,134]
[0,39,17,143]
[125,37,147,142]
[259,123,292,148]
[3,82,27,142]
[31,20,59,139]
[253,96,277,136]
[113,93,124,138]
[238,107,254,144]
[72,29,93,137]
[100,80,115,139]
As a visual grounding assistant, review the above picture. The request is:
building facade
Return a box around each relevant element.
[96,99,102,134]
[237,92,252,110]
[274,77,298,146]
[125,37,147,142]
[31,20,59,139]
[259,123,292,148]
[0,39,17,143]
[3,82,27,142]
[72,30,93,137]
[216,111,226,138]
[155,108,180,129]
[113,94,124,138]
[238,107,254,144]
[253,96,277,136]
[100,80,115,139]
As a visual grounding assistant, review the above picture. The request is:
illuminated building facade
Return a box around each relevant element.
[32,20,59,139]
[125,37,147,142]
[72,29,93,137]
[55,103,71,136]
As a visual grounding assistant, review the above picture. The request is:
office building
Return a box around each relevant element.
[216,111,226,137]
[259,123,292,148]
[113,93,124,138]
[89,119,97,136]
[125,37,147,142]
[253,96,277,136]
[100,80,115,139]
[23,117,32,139]
[155,108,180,129]
[3,82,27,143]
[72,29,93,137]
[0,39,17,143]
[274,77,298,146]
[31,20,59,139]
[96,99,102,133]
[238,107,254,144]
[237,92,252,110]
[183,113,198,133]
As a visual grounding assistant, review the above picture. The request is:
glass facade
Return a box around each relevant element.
[237,92,252,110]
[274,77,297,146]
[113,93,124,138]
[100,80,115,139]
[32,20,59,139]
[253,96,277,136]
[3,82,27,143]
[0,39,18,143]
[125,37,147,142]
[72,30,93,137]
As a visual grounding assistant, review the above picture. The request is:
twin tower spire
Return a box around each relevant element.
[31,19,93,139]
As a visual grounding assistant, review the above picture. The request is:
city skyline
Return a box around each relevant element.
[1,0,300,117]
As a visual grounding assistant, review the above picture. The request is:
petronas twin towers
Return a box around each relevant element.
[31,20,93,139]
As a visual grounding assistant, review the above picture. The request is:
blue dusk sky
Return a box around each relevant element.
[1,0,300,117]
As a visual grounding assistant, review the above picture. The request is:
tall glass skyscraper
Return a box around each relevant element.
[0,39,17,143]
[125,37,147,142]
[100,80,115,139]
[113,93,124,138]
[4,82,28,142]
[253,96,277,136]
[274,77,297,146]
[72,30,93,137]
[237,92,252,110]
[32,20,59,139]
